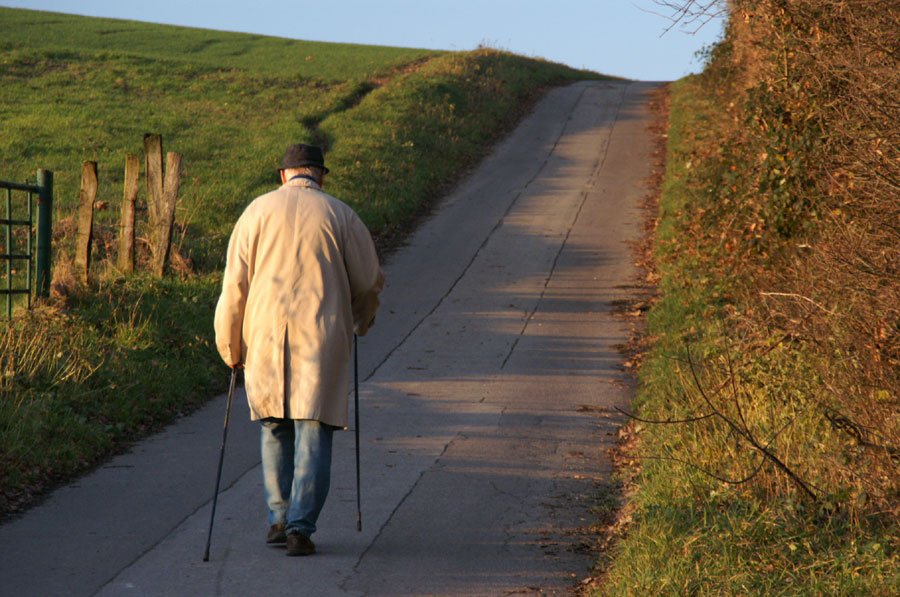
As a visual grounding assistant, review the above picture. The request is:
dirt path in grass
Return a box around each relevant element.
[0,80,662,596]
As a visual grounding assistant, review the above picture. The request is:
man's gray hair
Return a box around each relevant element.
[288,165,325,178]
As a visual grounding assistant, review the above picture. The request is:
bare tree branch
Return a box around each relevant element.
[615,405,716,425]
[640,452,767,486]
[641,0,728,35]
[686,348,819,501]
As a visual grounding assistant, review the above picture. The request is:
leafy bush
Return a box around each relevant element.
[600,1,900,592]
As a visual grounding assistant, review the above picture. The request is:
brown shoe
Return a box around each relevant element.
[286,532,315,556]
[266,523,286,544]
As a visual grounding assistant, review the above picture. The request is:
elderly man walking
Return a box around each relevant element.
[214,143,384,557]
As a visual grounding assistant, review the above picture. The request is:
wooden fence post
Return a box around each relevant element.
[143,134,163,240]
[74,161,97,284]
[35,169,53,298]
[118,154,139,273]
[142,135,182,277]
[150,152,182,277]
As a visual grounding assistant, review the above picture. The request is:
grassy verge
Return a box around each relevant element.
[595,75,900,595]
[1,276,221,507]
[0,7,602,517]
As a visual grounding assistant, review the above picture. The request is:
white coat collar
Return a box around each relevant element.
[283,177,321,191]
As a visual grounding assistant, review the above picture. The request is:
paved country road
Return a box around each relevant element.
[0,80,661,596]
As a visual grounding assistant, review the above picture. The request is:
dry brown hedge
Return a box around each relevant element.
[677,0,900,511]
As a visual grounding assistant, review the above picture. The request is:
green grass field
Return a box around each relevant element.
[0,6,432,79]
[0,6,442,270]
[0,7,601,516]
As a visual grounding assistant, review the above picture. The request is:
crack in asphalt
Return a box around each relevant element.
[363,84,592,384]
[92,454,262,596]
[500,83,627,371]
[340,432,460,594]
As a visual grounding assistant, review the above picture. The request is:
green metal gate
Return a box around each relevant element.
[0,169,53,319]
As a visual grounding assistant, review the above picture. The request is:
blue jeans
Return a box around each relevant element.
[260,418,334,538]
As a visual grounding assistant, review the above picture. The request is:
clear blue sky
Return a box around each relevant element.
[2,1,725,81]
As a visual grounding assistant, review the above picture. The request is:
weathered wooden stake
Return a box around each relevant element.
[150,152,182,277]
[142,135,183,277]
[74,161,98,284]
[118,154,140,273]
[35,169,53,298]
[143,134,163,238]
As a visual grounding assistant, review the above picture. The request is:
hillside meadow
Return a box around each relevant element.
[0,6,601,516]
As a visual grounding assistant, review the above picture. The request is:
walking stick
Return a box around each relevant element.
[203,366,239,562]
[354,334,362,532]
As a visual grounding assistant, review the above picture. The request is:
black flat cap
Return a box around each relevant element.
[280,143,329,173]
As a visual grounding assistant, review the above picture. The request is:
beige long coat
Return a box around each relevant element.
[214,177,383,427]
